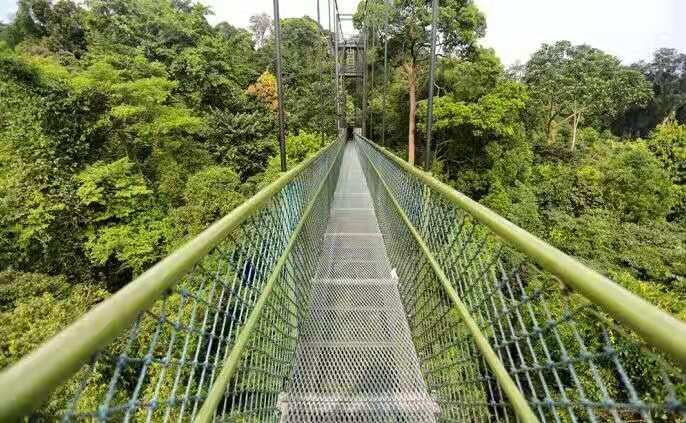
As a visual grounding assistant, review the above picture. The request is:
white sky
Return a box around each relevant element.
[1,0,684,65]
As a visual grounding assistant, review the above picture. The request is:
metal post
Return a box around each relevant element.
[273,0,287,171]
[334,9,341,131]
[327,0,335,133]
[370,28,374,140]
[382,36,388,146]
[316,0,325,146]
[424,0,439,170]
[362,19,368,137]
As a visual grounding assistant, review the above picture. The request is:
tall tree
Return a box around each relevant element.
[257,17,336,136]
[249,13,272,49]
[2,0,86,56]
[525,41,652,150]
[355,0,485,165]
[615,49,686,137]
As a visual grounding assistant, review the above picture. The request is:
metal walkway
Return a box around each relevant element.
[282,141,438,421]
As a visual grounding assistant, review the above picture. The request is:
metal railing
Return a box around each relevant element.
[355,134,686,422]
[2,132,686,422]
[0,137,345,422]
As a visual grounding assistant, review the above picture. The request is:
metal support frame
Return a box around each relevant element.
[424,0,439,170]
[361,12,368,136]
[382,36,388,146]
[316,0,325,146]
[334,19,343,128]
[369,30,375,140]
[334,9,341,130]
[273,0,287,171]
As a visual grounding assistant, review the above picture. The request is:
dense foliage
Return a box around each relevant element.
[354,1,685,323]
[0,0,335,380]
[0,0,685,417]
[354,2,685,415]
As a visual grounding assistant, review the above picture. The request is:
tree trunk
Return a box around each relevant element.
[405,63,417,165]
[571,112,580,151]
[546,101,556,144]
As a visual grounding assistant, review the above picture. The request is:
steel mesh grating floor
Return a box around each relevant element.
[281,142,438,422]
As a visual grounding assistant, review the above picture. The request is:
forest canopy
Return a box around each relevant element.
[0,0,337,388]
[353,0,685,319]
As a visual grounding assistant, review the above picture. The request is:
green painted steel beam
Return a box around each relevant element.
[357,135,686,370]
[359,143,540,423]
[193,141,344,423]
[0,141,340,422]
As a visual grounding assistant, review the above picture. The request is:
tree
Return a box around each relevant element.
[249,13,272,49]
[84,0,213,62]
[640,49,686,122]
[205,108,276,180]
[257,17,336,136]
[525,41,652,150]
[247,70,278,111]
[74,158,172,282]
[0,280,111,417]
[167,24,258,110]
[597,142,676,223]
[648,118,686,222]
[0,271,70,312]
[415,49,529,198]
[2,0,86,57]
[172,166,245,237]
[258,131,330,186]
[615,49,686,137]
[355,0,485,165]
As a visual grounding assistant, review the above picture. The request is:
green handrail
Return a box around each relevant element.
[357,134,686,370]
[193,139,344,422]
[360,145,540,422]
[0,140,341,421]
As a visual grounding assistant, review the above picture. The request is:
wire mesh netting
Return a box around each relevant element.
[356,134,686,423]
[216,141,344,422]
[32,141,343,422]
[281,142,438,422]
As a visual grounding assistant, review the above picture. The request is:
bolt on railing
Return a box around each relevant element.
[355,133,686,422]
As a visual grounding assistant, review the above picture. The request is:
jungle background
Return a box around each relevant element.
[0,0,684,409]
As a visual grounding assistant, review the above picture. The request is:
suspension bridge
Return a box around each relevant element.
[1,1,686,422]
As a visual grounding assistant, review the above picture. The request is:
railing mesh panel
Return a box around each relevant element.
[356,135,686,423]
[217,143,343,421]
[43,141,343,422]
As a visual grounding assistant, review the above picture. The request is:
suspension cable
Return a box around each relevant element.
[369,22,375,140]
[424,0,439,169]
[316,0,326,146]
[333,0,341,130]
[381,1,389,146]
[272,0,287,171]
[361,0,369,136]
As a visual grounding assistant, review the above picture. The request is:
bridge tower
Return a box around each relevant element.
[332,10,366,137]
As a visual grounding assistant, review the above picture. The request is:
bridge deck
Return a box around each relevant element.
[281,141,438,421]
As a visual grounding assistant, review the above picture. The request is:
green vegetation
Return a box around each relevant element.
[355,2,685,418]
[356,1,685,322]
[0,0,685,418]
[0,0,334,382]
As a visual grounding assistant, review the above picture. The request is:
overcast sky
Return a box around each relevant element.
[1,0,683,65]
